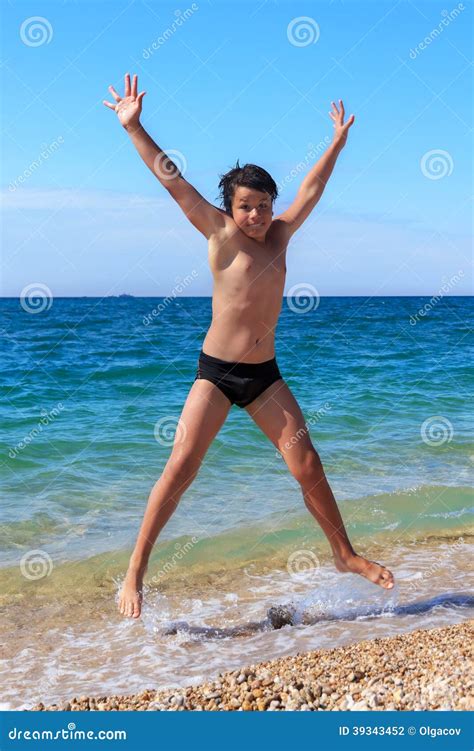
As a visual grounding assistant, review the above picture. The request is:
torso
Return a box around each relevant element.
[202,218,289,363]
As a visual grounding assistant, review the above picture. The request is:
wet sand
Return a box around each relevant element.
[32,619,473,711]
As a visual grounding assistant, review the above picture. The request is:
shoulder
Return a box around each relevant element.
[209,212,239,245]
[207,214,240,266]
[267,218,292,247]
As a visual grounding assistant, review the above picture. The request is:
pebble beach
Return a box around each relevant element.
[3,298,473,711]
[32,620,473,712]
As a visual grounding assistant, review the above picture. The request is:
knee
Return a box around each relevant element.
[289,449,323,486]
[166,451,201,486]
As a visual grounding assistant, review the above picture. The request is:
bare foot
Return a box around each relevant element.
[334,553,395,590]
[118,567,145,618]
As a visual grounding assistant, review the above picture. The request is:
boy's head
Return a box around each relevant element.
[218,160,278,241]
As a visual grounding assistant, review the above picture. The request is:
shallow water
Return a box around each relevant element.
[1,296,473,709]
[1,536,473,710]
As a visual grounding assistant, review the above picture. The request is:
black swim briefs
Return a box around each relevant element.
[194,349,283,408]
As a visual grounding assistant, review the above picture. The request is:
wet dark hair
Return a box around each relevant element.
[217,159,278,216]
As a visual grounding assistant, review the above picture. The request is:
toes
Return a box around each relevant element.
[380,569,394,588]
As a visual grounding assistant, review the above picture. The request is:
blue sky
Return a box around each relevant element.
[1,0,472,296]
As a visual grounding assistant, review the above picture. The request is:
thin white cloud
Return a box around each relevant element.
[1,187,170,211]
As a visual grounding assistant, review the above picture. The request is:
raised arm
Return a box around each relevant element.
[274,100,355,239]
[103,73,226,239]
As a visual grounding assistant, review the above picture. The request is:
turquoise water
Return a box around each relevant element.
[1,296,473,567]
[1,295,473,709]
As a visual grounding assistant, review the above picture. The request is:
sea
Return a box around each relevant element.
[1,295,473,710]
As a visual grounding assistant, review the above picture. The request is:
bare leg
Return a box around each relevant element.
[245,380,394,590]
[119,379,232,617]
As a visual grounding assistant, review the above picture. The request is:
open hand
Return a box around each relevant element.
[103,73,146,130]
[329,99,355,147]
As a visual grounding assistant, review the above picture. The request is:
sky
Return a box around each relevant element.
[1,0,472,297]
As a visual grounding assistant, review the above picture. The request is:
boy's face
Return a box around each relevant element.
[231,186,273,241]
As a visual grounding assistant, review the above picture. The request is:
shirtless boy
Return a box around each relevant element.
[103,73,394,618]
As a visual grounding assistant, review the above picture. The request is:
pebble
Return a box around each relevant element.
[30,621,473,713]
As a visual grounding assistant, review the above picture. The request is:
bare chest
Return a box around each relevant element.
[217,249,286,299]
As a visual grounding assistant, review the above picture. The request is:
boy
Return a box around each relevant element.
[103,73,394,618]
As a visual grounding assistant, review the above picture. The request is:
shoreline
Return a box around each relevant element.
[32,619,473,712]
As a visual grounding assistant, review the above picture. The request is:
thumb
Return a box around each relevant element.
[137,91,146,103]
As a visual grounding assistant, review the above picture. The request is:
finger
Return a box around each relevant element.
[339,98,345,119]
[328,111,336,120]
[124,72,131,97]
[331,100,339,115]
[103,99,117,110]
[137,90,146,104]
[132,73,138,98]
[108,85,122,102]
